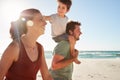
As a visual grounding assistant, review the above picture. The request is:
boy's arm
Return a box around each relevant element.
[43,16,51,21]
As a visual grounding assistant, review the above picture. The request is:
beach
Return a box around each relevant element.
[37,58,120,80]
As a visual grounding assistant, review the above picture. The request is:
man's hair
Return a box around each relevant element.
[58,0,72,10]
[66,21,81,35]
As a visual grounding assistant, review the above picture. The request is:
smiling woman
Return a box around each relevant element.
[0,8,53,80]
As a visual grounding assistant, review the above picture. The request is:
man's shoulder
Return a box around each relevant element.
[57,40,69,47]
[54,40,70,56]
[59,40,69,44]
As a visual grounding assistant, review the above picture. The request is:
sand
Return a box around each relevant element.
[37,58,120,80]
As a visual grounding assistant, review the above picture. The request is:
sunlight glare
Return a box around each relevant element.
[1,0,30,22]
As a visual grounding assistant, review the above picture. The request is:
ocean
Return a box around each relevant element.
[44,51,120,59]
[0,51,120,59]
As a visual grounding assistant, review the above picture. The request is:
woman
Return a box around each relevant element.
[0,8,53,80]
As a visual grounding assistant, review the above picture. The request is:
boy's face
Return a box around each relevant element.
[57,2,68,17]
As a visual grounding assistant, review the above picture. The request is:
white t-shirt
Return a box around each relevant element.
[50,13,68,37]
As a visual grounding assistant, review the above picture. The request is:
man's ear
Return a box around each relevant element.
[69,30,73,35]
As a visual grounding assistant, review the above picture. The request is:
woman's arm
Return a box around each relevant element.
[0,41,19,80]
[39,46,53,80]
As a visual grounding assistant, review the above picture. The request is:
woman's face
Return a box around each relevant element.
[32,13,47,35]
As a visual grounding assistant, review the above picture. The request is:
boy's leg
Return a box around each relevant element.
[52,33,68,42]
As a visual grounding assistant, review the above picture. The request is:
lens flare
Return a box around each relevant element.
[27,20,34,27]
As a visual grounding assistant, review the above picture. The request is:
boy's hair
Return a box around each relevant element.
[58,0,72,10]
[66,21,81,35]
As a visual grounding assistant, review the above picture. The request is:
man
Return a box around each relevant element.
[49,21,82,80]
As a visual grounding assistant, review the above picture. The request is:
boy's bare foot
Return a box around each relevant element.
[74,59,81,64]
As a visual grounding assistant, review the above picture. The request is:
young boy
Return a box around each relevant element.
[44,0,80,64]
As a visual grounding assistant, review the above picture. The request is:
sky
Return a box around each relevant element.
[0,0,120,54]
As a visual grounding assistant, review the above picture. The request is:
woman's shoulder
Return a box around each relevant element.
[36,42,44,51]
[36,42,43,47]
[2,40,20,62]
[8,41,20,50]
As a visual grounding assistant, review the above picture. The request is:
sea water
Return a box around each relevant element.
[44,51,120,59]
[0,51,120,59]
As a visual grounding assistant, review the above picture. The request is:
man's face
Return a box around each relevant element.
[73,25,82,40]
